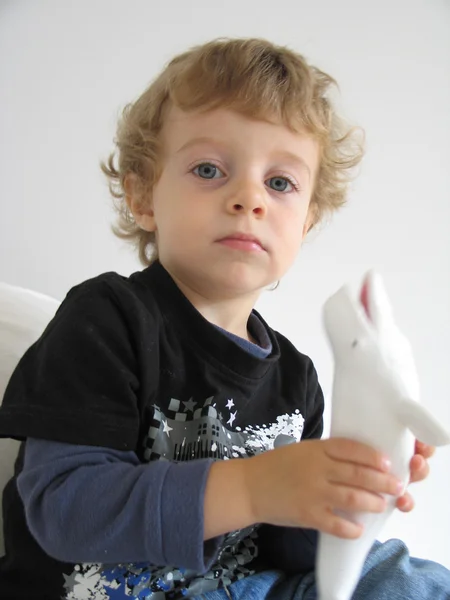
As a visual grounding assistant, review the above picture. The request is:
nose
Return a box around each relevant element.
[225,178,267,217]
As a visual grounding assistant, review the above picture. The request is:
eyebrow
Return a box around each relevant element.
[176,137,226,154]
[176,137,312,181]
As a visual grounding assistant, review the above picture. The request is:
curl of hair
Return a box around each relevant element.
[101,38,365,266]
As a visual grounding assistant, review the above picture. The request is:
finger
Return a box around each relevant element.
[409,455,430,483]
[331,485,389,514]
[321,512,364,539]
[326,438,391,472]
[329,463,401,496]
[415,440,436,459]
[396,492,415,513]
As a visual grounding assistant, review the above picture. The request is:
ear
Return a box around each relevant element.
[124,173,156,232]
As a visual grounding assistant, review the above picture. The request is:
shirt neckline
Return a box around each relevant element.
[133,261,280,380]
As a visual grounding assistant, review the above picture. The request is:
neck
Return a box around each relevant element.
[168,270,260,342]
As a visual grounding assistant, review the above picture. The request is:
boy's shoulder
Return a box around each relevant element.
[57,267,160,318]
[60,263,174,309]
[38,268,163,353]
[63,269,144,303]
[264,321,316,375]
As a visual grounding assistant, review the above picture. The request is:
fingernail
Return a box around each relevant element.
[397,480,404,494]
[382,457,392,471]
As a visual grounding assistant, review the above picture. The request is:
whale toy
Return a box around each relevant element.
[316,270,450,600]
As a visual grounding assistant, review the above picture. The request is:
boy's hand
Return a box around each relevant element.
[245,438,402,539]
[395,440,435,512]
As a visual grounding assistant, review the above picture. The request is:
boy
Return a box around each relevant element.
[0,38,448,600]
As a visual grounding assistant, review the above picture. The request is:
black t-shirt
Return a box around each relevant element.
[0,261,324,599]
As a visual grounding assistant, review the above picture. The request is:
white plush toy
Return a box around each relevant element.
[316,270,450,600]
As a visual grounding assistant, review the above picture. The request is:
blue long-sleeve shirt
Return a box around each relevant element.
[18,439,221,569]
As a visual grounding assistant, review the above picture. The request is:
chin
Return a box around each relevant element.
[213,264,273,295]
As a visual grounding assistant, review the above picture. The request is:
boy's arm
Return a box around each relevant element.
[21,403,399,570]
[18,438,228,570]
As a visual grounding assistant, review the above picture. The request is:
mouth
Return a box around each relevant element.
[360,277,371,322]
[359,270,395,331]
[216,233,266,252]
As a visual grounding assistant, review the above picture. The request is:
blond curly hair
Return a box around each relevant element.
[101,37,364,266]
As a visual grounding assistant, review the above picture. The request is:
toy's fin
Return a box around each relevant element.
[397,399,450,446]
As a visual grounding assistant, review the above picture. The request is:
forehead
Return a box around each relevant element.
[160,105,320,167]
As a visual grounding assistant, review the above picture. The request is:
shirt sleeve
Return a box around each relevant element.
[0,275,148,451]
[18,438,224,570]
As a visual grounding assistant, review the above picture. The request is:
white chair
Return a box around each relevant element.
[0,282,60,556]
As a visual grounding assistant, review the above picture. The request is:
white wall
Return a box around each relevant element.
[1,0,449,569]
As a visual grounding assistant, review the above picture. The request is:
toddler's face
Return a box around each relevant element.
[142,105,319,297]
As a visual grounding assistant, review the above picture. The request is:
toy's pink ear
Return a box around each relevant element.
[360,278,372,322]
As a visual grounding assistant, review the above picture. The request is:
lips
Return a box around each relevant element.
[217,233,265,252]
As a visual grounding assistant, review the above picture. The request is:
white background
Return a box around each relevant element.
[1,0,449,568]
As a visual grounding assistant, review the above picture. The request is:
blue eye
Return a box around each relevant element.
[193,163,223,179]
[267,176,297,192]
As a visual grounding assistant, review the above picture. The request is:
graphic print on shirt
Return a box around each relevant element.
[63,396,305,600]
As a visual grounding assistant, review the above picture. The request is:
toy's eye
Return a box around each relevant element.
[352,339,358,348]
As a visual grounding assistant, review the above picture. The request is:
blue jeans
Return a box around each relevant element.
[195,539,450,599]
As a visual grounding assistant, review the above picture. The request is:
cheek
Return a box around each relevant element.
[154,198,204,247]
[152,181,186,228]
[274,206,309,245]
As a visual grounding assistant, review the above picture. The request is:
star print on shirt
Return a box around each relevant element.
[227,411,236,427]
[162,420,173,436]
[183,398,197,412]
[226,398,234,410]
